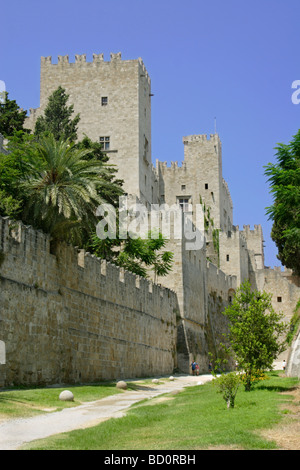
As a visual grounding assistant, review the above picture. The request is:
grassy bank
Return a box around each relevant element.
[23,372,299,450]
[0,382,123,420]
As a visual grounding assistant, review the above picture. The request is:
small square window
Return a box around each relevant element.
[99,136,110,150]
[277,297,282,302]
[181,185,186,191]
[101,97,108,106]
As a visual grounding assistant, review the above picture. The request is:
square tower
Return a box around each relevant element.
[157,134,233,234]
[25,53,158,206]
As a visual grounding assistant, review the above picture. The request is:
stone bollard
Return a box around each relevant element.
[59,390,74,401]
[116,381,127,390]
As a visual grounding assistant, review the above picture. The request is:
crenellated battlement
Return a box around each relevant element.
[182,134,221,145]
[0,216,174,299]
[206,260,237,298]
[40,52,151,86]
[229,224,263,246]
[265,265,294,276]
[28,107,39,116]
[241,224,263,235]
[41,53,122,65]
[157,160,187,172]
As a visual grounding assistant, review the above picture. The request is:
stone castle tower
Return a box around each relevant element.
[26,53,158,208]
[25,52,300,372]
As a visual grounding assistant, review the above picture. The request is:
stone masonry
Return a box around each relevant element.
[1,52,298,383]
[0,216,179,386]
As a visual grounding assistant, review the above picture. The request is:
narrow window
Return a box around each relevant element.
[178,198,190,212]
[101,97,108,106]
[226,254,230,262]
[181,184,186,191]
[205,183,208,190]
[144,137,149,157]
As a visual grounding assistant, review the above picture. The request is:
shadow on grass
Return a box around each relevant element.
[255,384,299,393]
[125,383,156,391]
[0,381,116,392]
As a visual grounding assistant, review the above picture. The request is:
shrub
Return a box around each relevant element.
[212,372,241,409]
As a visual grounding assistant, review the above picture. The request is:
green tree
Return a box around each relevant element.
[75,135,124,207]
[120,232,173,281]
[19,134,119,246]
[0,131,35,218]
[222,281,288,391]
[90,229,174,281]
[35,86,80,142]
[265,130,300,275]
[0,92,28,137]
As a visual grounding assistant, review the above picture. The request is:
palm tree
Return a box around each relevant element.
[20,134,120,246]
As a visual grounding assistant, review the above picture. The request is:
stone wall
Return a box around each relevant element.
[155,231,237,374]
[287,329,300,378]
[219,228,249,285]
[255,267,300,325]
[0,216,178,386]
[254,266,300,365]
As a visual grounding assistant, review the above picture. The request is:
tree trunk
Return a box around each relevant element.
[245,373,252,392]
[227,397,235,409]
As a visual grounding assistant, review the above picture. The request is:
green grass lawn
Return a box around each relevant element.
[22,372,299,450]
[0,382,123,420]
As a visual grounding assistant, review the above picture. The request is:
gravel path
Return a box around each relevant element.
[0,374,213,450]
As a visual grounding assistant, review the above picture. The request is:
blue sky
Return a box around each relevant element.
[1,0,299,268]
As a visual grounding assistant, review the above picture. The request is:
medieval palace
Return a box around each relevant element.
[0,53,299,385]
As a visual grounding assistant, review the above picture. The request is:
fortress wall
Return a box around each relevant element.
[241,225,265,271]
[157,237,208,372]
[255,267,300,324]
[158,230,236,373]
[250,267,300,366]
[219,229,249,285]
[0,217,178,386]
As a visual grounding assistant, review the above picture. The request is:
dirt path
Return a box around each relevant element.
[0,374,211,450]
[260,385,300,450]
[1,374,298,451]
